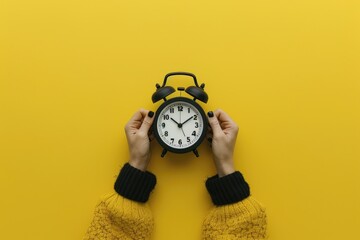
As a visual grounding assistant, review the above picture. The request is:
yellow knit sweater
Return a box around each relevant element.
[84,193,154,240]
[84,164,267,239]
[84,193,266,240]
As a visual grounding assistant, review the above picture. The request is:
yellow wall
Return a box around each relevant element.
[1,0,359,239]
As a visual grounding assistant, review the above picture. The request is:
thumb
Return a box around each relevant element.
[207,111,223,137]
[139,110,155,134]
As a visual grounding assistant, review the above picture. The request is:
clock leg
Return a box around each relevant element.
[161,149,168,157]
[193,149,199,157]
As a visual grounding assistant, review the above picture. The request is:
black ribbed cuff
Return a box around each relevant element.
[114,163,156,203]
[205,171,250,206]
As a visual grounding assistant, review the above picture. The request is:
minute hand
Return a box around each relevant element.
[181,116,194,126]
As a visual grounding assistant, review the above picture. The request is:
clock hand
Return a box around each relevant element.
[179,116,193,137]
[181,127,186,137]
[170,117,182,128]
[170,116,185,136]
[181,116,194,126]
[179,115,194,137]
[170,117,179,125]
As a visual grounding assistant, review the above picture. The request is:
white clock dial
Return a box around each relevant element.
[156,100,204,150]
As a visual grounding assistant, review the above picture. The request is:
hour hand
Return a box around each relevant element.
[170,117,182,128]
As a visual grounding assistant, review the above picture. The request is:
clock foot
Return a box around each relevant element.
[193,149,199,157]
[161,149,168,157]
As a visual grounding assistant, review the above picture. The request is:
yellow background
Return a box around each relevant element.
[1,0,359,239]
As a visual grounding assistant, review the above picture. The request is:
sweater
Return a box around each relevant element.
[84,163,267,239]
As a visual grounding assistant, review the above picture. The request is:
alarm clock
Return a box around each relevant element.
[151,72,209,157]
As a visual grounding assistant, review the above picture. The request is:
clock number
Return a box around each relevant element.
[157,102,204,150]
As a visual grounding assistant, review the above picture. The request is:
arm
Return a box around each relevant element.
[84,110,156,240]
[202,110,267,240]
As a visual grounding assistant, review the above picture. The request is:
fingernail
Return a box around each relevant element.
[207,111,214,118]
[148,111,154,118]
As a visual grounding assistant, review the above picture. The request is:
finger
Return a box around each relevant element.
[207,110,223,137]
[207,130,213,138]
[206,132,213,145]
[215,109,239,135]
[139,110,155,134]
[125,110,145,135]
[149,132,155,142]
[214,109,235,125]
[207,124,212,136]
[148,125,154,140]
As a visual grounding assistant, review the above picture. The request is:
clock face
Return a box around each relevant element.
[154,97,207,153]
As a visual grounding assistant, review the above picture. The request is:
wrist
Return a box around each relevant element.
[128,158,149,172]
[205,171,250,205]
[215,161,235,177]
[114,163,156,203]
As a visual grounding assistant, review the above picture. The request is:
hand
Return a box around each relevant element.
[124,109,155,171]
[207,109,239,177]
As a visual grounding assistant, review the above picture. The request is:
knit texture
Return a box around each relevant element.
[84,194,267,240]
[83,193,154,240]
[202,197,267,240]
[84,165,267,239]
[206,171,250,206]
[114,163,156,203]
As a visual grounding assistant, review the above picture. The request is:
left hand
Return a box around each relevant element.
[124,109,155,171]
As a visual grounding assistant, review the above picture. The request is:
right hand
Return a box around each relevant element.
[207,109,239,177]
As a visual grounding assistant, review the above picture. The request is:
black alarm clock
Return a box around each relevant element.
[151,72,209,157]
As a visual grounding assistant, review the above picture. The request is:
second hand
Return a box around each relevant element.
[179,105,185,137]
